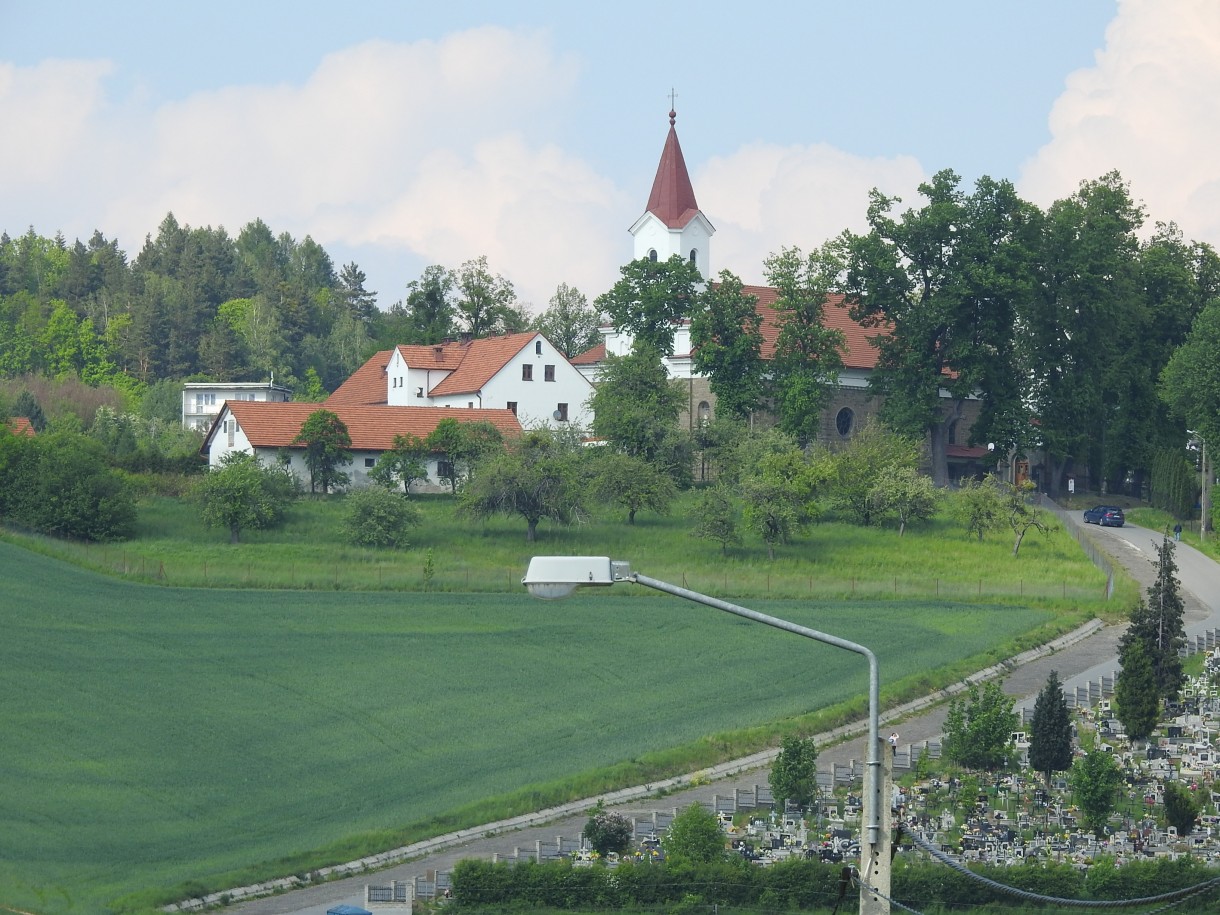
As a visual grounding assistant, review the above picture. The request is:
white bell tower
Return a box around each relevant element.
[628,107,715,281]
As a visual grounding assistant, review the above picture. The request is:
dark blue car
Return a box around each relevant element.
[1083,505,1125,527]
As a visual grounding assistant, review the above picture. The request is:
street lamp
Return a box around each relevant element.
[522,556,891,915]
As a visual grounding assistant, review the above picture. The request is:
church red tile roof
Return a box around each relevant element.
[645,109,702,230]
[743,286,882,370]
[204,402,521,453]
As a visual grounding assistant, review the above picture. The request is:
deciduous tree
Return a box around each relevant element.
[291,409,352,494]
[769,735,819,811]
[453,256,518,338]
[457,430,585,541]
[868,465,938,536]
[587,344,687,468]
[843,171,1036,485]
[1070,750,1122,838]
[369,433,430,495]
[533,283,602,358]
[590,450,677,524]
[192,451,295,543]
[690,270,765,420]
[661,803,725,864]
[582,801,633,856]
[764,245,847,446]
[1163,781,1200,837]
[691,484,741,555]
[943,681,1018,772]
[596,255,702,355]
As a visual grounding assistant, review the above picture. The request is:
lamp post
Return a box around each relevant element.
[522,556,891,915]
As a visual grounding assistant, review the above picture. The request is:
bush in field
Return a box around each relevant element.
[343,487,420,548]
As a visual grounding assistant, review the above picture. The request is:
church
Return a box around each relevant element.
[574,107,989,480]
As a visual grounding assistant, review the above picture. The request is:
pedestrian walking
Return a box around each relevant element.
[1174,522,1182,542]
[888,732,898,756]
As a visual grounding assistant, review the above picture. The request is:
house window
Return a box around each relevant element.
[437,460,454,480]
[364,457,375,468]
[698,401,711,424]
[836,407,854,438]
[947,420,959,446]
[544,364,555,382]
[535,340,542,355]
[555,403,568,422]
[689,248,698,264]
[648,249,658,262]
[415,387,424,398]
[468,402,474,409]
[522,364,533,381]
[507,401,517,415]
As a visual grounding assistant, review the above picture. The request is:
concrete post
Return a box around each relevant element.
[859,735,892,915]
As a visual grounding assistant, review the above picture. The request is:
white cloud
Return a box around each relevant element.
[0,27,629,307]
[1019,0,1220,245]
[697,143,926,285]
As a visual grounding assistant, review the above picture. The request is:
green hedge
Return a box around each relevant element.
[451,855,1220,912]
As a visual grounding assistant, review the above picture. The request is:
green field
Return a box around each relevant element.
[0,539,1054,915]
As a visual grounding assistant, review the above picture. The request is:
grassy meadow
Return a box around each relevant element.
[0,491,1123,915]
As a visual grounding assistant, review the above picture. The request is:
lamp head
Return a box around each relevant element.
[521,556,632,599]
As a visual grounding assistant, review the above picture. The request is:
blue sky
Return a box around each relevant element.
[3,1,1217,311]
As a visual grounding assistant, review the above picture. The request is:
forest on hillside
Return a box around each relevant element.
[3,168,1220,506]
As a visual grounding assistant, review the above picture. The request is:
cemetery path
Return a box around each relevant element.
[224,515,1220,915]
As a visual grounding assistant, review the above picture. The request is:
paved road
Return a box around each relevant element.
[225,516,1220,915]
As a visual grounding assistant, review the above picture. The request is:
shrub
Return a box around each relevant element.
[342,487,420,548]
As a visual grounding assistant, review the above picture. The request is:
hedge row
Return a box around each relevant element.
[451,854,1219,911]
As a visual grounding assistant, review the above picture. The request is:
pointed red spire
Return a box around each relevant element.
[645,108,700,229]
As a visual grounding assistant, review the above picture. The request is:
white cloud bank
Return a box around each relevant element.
[1019,0,1220,245]
[5,2,1219,312]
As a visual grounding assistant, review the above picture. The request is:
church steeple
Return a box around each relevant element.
[629,104,714,279]
[645,109,700,229]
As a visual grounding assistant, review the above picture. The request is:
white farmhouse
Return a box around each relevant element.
[328,331,593,430]
[201,401,522,493]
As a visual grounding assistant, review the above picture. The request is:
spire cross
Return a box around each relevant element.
[668,88,677,126]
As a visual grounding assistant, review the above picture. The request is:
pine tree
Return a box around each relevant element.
[1115,638,1160,741]
[1028,671,1073,789]
[1118,535,1186,702]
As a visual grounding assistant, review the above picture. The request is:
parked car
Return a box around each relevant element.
[1083,505,1125,527]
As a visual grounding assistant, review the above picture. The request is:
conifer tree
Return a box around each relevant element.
[1118,535,1186,702]
[1028,671,1073,789]
[1115,638,1160,741]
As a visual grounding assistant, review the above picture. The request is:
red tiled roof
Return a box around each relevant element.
[645,111,701,230]
[206,402,521,453]
[947,444,990,460]
[569,341,605,365]
[571,288,883,370]
[326,349,392,406]
[428,332,536,396]
[6,416,35,437]
[744,286,881,370]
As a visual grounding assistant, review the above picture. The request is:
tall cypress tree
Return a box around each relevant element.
[1028,670,1073,789]
[1118,535,1186,701]
[1115,639,1160,742]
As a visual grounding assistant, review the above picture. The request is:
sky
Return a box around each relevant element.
[3,0,1219,313]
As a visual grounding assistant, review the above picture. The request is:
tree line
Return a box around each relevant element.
[5,166,1220,506]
